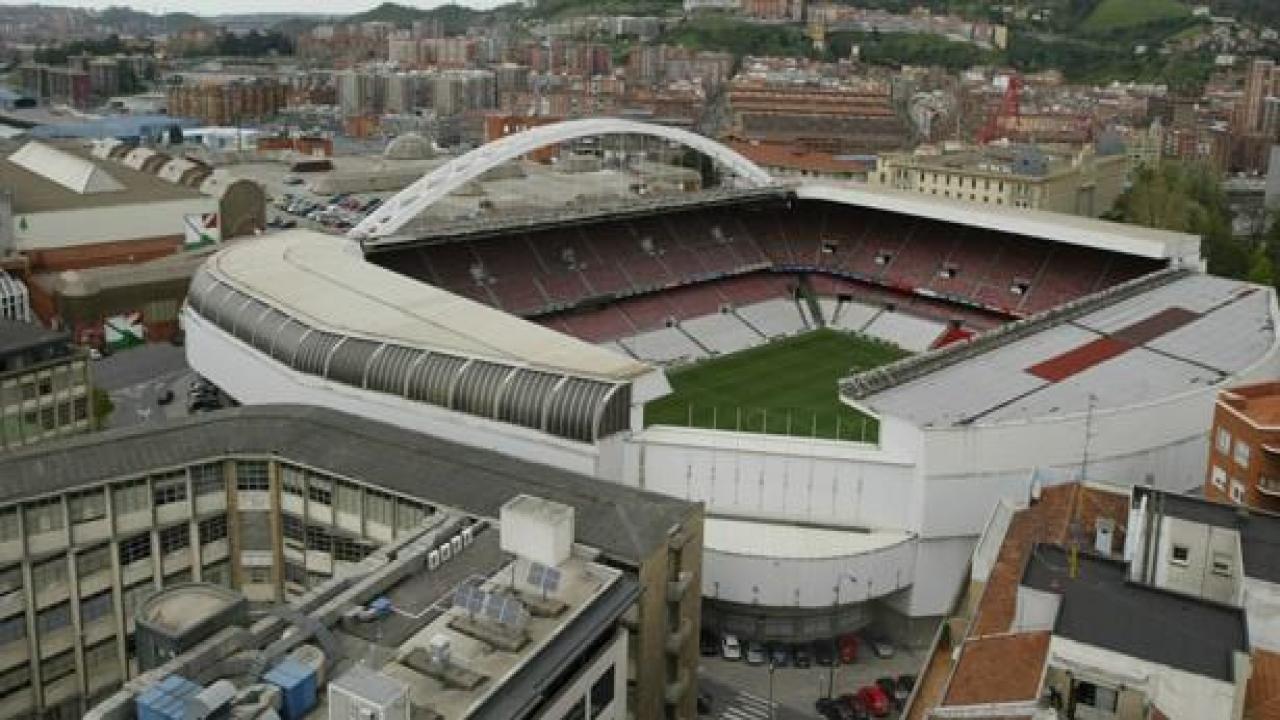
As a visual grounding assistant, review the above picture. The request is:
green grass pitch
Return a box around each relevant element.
[643,328,910,441]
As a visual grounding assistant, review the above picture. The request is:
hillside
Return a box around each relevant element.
[1078,0,1191,33]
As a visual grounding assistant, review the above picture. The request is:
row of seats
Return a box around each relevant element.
[373,199,1164,330]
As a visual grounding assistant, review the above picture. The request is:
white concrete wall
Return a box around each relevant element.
[702,536,916,607]
[1152,516,1241,606]
[183,309,602,477]
[890,536,977,617]
[1048,635,1241,720]
[534,626,627,720]
[15,198,216,248]
[635,426,918,530]
[1245,577,1280,654]
[1013,585,1061,633]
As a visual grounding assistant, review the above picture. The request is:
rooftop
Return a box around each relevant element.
[0,320,69,360]
[201,231,655,385]
[796,183,1201,262]
[0,139,202,214]
[859,274,1276,427]
[1133,485,1280,584]
[137,583,243,636]
[1220,381,1280,427]
[0,404,696,566]
[1022,544,1248,682]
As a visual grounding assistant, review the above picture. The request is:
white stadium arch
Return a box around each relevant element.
[348,118,777,240]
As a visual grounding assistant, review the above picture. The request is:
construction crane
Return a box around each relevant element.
[977,74,1022,145]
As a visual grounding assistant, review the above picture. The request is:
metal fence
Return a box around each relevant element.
[648,404,878,443]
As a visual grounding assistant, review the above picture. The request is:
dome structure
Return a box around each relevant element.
[384,132,433,161]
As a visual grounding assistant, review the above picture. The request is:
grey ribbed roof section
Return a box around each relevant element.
[186,266,631,443]
[0,405,697,565]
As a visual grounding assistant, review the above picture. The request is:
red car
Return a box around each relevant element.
[837,633,859,664]
[856,684,891,718]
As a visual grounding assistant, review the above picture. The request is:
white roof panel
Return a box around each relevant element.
[796,182,1201,263]
[10,140,123,194]
[207,230,652,383]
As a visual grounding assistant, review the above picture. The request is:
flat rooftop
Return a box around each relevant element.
[0,405,697,566]
[0,320,68,359]
[859,274,1277,427]
[204,231,654,384]
[1023,544,1248,682]
[1219,381,1280,427]
[1134,485,1280,584]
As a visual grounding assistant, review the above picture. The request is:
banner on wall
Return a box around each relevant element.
[184,213,221,250]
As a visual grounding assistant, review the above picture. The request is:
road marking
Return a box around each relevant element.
[718,690,778,720]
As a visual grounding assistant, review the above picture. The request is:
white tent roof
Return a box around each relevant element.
[10,141,123,195]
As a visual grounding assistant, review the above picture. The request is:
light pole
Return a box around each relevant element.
[829,573,857,699]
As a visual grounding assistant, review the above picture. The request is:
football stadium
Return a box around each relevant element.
[182,119,1280,644]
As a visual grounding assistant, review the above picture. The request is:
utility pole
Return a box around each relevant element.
[1080,393,1098,482]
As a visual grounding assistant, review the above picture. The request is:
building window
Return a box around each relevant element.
[1211,465,1227,490]
[0,509,17,543]
[1216,426,1231,454]
[1234,440,1251,468]
[246,567,271,584]
[1231,481,1246,504]
[153,476,187,507]
[68,489,106,523]
[119,532,152,565]
[335,482,361,515]
[282,515,305,543]
[23,497,64,534]
[1212,552,1232,577]
[159,525,190,555]
[31,556,67,589]
[1170,544,1189,566]
[199,515,227,544]
[36,603,70,634]
[73,396,88,422]
[366,490,394,527]
[281,466,305,497]
[1074,681,1118,712]
[77,545,110,578]
[305,525,332,553]
[334,536,372,563]
[81,591,113,624]
[41,650,75,683]
[113,478,150,515]
[0,566,20,595]
[591,665,615,717]
[235,461,269,492]
[284,563,307,587]
[0,617,24,646]
[307,476,333,506]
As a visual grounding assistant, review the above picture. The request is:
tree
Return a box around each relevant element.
[1248,247,1275,286]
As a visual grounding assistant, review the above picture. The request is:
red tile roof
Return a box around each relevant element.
[943,632,1050,706]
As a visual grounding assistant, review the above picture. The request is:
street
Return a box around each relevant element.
[90,344,196,429]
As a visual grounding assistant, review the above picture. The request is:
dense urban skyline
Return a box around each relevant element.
[10,0,508,16]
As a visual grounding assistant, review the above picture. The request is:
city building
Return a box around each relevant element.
[0,320,91,452]
[1237,58,1278,135]
[905,481,1277,720]
[165,75,288,127]
[724,139,873,180]
[870,144,1128,217]
[0,404,702,719]
[1204,381,1280,510]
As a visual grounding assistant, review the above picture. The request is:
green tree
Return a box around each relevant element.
[1248,247,1275,286]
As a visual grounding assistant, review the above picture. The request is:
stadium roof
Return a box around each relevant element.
[795,182,1202,263]
[204,231,652,385]
[0,405,696,566]
[858,273,1278,427]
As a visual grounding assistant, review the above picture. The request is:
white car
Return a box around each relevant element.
[721,633,741,661]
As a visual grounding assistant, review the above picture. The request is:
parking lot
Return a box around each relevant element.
[699,640,925,719]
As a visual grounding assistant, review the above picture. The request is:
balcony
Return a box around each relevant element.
[666,571,693,604]
[1259,476,1280,498]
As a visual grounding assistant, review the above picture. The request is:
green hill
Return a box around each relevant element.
[1078,0,1191,33]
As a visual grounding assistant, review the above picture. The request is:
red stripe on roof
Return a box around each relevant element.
[1026,337,1131,383]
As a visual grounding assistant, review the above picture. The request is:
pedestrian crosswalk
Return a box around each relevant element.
[718,689,778,720]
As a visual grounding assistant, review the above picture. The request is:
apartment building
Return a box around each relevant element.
[0,405,703,719]
[1204,381,1280,511]
[870,145,1127,217]
[906,481,1280,720]
[0,321,91,453]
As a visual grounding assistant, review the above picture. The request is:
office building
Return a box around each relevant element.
[0,321,91,452]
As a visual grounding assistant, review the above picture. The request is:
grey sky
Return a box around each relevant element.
[20,0,508,16]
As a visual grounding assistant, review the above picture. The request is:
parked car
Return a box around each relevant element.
[815,698,849,720]
[283,175,303,185]
[813,639,835,666]
[837,633,859,664]
[875,678,898,709]
[871,639,895,659]
[156,389,174,406]
[855,685,891,717]
[721,633,741,661]
[839,693,870,720]
[768,643,790,668]
[792,643,812,668]
[699,631,718,657]
[745,641,767,666]
[895,675,916,706]
[696,689,713,716]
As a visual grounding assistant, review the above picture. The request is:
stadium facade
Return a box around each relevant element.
[182,122,1280,645]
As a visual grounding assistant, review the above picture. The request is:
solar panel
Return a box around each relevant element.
[542,567,562,594]
[468,590,486,615]
[498,597,526,629]
[527,563,546,587]
[483,593,505,620]
[453,584,476,610]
